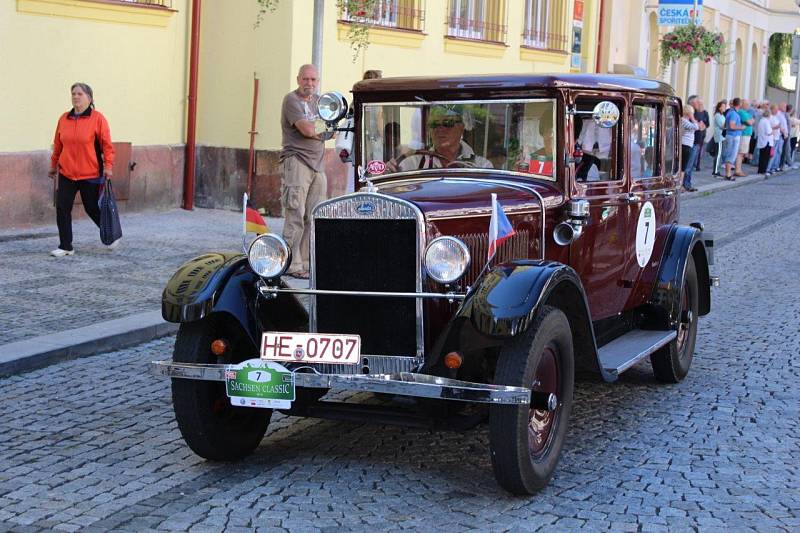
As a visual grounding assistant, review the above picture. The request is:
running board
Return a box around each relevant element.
[597,329,677,376]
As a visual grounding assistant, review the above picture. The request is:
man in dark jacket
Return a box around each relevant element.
[689,95,710,171]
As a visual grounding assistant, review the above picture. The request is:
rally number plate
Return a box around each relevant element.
[260,332,361,365]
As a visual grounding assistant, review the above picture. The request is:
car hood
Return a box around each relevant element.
[373,175,563,218]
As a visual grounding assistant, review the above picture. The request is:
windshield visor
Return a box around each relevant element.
[362,99,557,179]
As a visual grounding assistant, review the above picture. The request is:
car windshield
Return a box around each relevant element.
[361,99,557,179]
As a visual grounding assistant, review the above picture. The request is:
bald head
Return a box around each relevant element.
[296,64,319,99]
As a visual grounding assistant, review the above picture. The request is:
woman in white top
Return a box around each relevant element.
[756,107,774,176]
[680,106,702,191]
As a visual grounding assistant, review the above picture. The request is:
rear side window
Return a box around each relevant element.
[664,104,679,175]
[632,103,661,179]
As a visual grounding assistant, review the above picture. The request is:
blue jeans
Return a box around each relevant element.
[683,144,700,187]
[768,138,784,171]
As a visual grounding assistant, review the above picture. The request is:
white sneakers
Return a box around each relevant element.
[50,238,120,257]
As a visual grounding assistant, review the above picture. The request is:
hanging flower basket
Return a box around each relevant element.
[660,23,725,73]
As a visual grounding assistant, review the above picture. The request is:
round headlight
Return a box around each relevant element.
[317,91,348,123]
[424,237,470,284]
[248,234,291,278]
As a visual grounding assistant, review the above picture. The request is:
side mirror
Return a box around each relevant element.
[593,101,620,128]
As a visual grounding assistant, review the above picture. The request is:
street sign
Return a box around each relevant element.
[657,0,703,26]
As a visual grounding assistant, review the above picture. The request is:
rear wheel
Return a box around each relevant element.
[489,306,574,495]
[172,318,271,460]
[651,255,699,383]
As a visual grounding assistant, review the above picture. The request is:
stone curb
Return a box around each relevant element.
[0,311,177,377]
[683,172,766,200]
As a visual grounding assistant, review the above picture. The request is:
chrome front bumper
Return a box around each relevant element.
[149,360,530,405]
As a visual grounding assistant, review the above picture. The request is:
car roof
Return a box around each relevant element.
[353,73,675,97]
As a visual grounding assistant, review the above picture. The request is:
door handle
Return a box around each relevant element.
[618,193,639,203]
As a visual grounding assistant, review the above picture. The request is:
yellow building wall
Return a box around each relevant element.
[196,0,296,150]
[239,0,599,150]
[1,0,189,152]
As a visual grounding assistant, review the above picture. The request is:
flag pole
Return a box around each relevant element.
[242,192,248,253]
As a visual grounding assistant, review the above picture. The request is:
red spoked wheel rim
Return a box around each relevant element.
[528,345,559,458]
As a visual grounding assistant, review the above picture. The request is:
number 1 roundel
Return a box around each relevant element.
[636,201,656,268]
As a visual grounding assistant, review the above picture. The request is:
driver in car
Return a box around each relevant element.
[387,106,493,172]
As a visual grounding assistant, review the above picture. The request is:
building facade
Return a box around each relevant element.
[598,0,800,106]
[1,0,601,226]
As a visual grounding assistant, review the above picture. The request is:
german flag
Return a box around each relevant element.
[243,193,268,234]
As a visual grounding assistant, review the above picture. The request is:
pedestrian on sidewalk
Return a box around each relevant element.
[279,64,333,279]
[722,98,745,180]
[736,99,754,176]
[767,104,784,174]
[711,100,727,177]
[47,82,117,258]
[680,106,702,192]
[789,107,800,168]
[755,106,774,177]
[689,95,710,172]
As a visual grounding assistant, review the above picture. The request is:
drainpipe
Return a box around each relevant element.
[184,0,201,210]
[595,0,605,73]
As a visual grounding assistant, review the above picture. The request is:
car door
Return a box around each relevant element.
[568,93,630,321]
[622,97,680,309]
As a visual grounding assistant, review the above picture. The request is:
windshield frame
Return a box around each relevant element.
[359,97,559,182]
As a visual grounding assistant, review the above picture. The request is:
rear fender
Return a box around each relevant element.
[439,260,603,378]
[162,253,307,348]
[645,225,711,329]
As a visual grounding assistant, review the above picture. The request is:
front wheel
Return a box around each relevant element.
[650,254,699,383]
[171,319,271,460]
[489,306,575,495]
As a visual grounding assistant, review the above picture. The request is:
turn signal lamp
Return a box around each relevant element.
[444,351,463,369]
[211,339,229,356]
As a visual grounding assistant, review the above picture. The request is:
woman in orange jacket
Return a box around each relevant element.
[48,82,117,257]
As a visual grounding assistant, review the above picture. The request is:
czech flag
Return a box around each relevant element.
[243,193,268,235]
[488,193,516,260]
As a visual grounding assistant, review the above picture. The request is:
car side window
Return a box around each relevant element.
[631,103,661,179]
[574,99,622,182]
[664,104,679,175]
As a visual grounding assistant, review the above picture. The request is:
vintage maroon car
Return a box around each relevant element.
[152,74,715,495]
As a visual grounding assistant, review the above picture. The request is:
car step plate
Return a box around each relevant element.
[597,329,676,376]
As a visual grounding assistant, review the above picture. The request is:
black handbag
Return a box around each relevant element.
[99,179,122,245]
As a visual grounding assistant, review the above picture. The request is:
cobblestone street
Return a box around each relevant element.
[1,176,799,531]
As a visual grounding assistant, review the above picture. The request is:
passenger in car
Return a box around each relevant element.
[576,116,611,181]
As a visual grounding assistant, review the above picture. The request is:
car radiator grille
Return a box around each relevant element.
[456,230,530,288]
[313,218,418,359]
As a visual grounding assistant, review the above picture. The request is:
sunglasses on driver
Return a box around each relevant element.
[428,118,463,129]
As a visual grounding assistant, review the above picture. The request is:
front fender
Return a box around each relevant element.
[448,260,602,377]
[162,253,308,348]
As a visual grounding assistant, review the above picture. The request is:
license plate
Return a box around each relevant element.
[260,332,361,365]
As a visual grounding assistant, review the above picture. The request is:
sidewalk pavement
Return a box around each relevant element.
[0,163,770,376]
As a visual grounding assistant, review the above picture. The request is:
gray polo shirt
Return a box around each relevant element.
[280,90,324,172]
